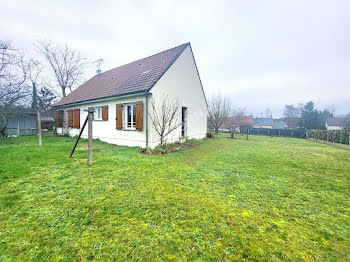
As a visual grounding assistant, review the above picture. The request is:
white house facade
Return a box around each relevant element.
[53,43,207,148]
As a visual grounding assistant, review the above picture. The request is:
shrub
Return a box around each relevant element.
[206,132,214,139]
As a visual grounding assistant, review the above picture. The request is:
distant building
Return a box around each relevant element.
[325,117,350,130]
[272,120,287,129]
[0,111,37,137]
[253,118,286,129]
[253,118,273,128]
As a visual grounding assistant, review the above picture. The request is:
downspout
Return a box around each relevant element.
[145,90,149,149]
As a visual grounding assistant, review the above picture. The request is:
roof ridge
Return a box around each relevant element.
[53,42,191,107]
[98,42,190,76]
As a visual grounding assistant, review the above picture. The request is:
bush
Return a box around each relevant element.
[206,132,214,139]
[307,129,350,145]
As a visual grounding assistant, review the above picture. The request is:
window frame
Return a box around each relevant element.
[94,107,103,121]
[124,103,136,130]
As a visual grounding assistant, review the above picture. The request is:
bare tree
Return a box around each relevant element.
[149,95,182,146]
[207,93,232,134]
[226,108,246,139]
[36,41,86,98]
[283,104,300,129]
[0,41,31,137]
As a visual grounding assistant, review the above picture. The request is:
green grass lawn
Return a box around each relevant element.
[0,135,349,261]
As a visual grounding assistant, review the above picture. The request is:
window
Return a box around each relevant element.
[94,107,102,120]
[124,104,136,130]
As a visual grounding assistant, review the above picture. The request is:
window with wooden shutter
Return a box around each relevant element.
[68,109,74,128]
[102,106,108,121]
[135,101,143,131]
[116,104,123,130]
[74,109,80,128]
[56,110,63,127]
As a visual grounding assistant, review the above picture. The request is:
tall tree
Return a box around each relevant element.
[37,87,56,113]
[226,108,246,139]
[37,41,86,98]
[0,41,31,137]
[283,104,300,128]
[207,93,232,134]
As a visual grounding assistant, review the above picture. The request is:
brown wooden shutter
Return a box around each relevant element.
[74,109,80,128]
[68,109,74,128]
[102,105,108,121]
[116,104,123,130]
[135,101,143,131]
[56,110,63,127]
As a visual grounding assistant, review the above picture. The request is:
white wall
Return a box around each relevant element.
[57,94,147,147]
[148,46,207,146]
[326,124,344,131]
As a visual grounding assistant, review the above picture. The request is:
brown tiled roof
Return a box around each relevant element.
[54,43,190,107]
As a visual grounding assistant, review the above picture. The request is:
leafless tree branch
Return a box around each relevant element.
[149,95,182,146]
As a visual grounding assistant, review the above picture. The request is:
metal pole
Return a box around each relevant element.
[88,107,94,165]
[37,109,42,147]
[145,90,149,149]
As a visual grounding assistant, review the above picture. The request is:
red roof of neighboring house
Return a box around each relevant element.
[53,43,190,107]
[221,116,253,128]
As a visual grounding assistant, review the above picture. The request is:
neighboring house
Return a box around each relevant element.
[0,111,55,137]
[253,118,286,129]
[253,118,273,128]
[0,111,36,137]
[325,117,350,130]
[272,120,287,129]
[53,43,207,148]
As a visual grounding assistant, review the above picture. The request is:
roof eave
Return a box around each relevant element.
[52,90,148,109]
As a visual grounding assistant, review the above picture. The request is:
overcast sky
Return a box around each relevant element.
[1,0,349,117]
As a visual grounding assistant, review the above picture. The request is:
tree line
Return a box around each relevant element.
[282,101,335,130]
[0,40,87,137]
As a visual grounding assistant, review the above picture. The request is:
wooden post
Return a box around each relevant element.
[88,107,94,165]
[37,109,42,147]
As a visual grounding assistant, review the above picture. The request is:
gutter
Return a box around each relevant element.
[145,90,151,149]
[52,90,147,109]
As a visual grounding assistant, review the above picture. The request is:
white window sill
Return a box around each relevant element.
[123,128,136,131]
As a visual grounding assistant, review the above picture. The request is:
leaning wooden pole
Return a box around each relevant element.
[69,115,89,158]
[37,109,42,147]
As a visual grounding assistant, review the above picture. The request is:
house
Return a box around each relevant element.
[0,111,37,137]
[325,117,350,130]
[253,118,273,128]
[0,109,55,137]
[253,118,286,129]
[52,43,208,148]
[272,120,286,129]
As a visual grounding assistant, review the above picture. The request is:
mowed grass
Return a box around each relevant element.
[0,134,349,261]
